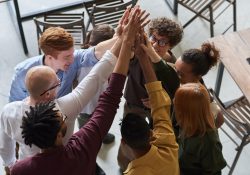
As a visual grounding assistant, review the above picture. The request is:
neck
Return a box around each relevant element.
[132,145,151,160]
[161,52,172,62]
[41,146,59,153]
[25,96,42,106]
[44,55,58,72]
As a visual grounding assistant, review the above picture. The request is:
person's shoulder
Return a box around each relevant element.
[15,55,43,72]
[11,157,32,175]
[74,47,93,56]
[1,101,26,117]
[73,48,99,69]
[205,129,220,142]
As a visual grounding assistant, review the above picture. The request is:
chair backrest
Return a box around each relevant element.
[84,0,125,17]
[175,0,236,37]
[209,88,250,174]
[84,0,138,31]
[208,88,250,140]
[33,12,85,54]
[178,0,235,21]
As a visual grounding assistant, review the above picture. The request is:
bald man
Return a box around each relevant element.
[0,48,118,173]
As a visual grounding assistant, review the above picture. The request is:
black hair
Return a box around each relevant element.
[120,113,151,150]
[182,42,220,76]
[21,102,61,149]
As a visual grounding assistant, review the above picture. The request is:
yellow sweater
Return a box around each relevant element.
[124,81,180,175]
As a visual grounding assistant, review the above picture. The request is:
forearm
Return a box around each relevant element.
[145,46,161,63]
[72,73,126,153]
[57,50,117,119]
[94,37,118,60]
[145,82,172,131]
[154,61,180,99]
[138,55,157,83]
[113,40,131,76]
[0,131,16,167]
[110,37,122,58]
[85,73,126,138]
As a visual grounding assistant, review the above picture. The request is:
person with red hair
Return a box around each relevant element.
[174,83,227,175]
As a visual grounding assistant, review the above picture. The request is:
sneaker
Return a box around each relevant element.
[102,133,115,144]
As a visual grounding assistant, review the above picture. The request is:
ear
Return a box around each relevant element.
[46,54,56,60]
[54,131,63,146]
[45,91,51,99]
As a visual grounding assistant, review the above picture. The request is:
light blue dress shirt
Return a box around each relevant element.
[9,47,98,102]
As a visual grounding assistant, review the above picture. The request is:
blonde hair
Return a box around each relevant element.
[39,27,74,57]
[174,83,215,138]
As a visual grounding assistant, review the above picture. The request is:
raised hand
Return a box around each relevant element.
[114,7,131,37]
[122,6,150,44]
[113,7,150,76]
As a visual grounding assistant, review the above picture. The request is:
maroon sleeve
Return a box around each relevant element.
[66,73,126,162]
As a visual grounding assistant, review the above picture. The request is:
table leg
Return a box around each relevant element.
[13,0,28,54]
[214,62,224,96]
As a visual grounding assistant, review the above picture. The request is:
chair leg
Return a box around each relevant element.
[13,0,28,54]
[173,0,178,15]
[214,62,224,97]
[233,0,237,31]
[228,135,248,175]
[209,6,214,37]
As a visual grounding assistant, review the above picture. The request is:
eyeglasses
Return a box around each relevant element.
[149,35,169,47]
[40,82,61,96]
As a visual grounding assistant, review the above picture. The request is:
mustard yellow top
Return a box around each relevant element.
[124,81,180,175]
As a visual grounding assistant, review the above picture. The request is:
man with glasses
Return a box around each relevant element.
[0,54,116,174]
[5,24,117,175]
[9,8,144,174]
[123,17,183,121]
[118,17,183,171]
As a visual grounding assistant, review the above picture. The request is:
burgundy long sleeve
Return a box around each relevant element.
[11,73,126,175]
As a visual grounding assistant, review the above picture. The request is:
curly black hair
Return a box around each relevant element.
[120,113,150,149]
[21,101,61,149]
[182,42,220,76]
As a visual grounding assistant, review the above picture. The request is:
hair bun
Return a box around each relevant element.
[201,42,220,68]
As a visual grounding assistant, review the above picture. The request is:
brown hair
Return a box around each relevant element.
[148,17,183,48]
[182,42,220,76]
[81,24,114,49]
[174,83,215,138]
[39,27,74,57]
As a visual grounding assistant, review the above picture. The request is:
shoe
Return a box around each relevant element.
[102,133,115,144]
[96,163,105,175]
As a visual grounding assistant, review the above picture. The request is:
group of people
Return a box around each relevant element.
[0,5,227,175]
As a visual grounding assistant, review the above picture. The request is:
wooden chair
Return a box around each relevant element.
[33,12,86,54]
[209,88,250,175]
[84,0,138,32]
[173,0,237,37]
